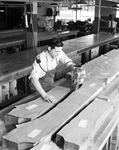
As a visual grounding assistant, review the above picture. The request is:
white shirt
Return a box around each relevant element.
[108,20,117,28]
[29,50,73,80]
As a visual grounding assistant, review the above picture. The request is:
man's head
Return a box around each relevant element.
[48,38,64,58]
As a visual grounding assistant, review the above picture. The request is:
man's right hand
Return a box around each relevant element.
[42,94,57,103]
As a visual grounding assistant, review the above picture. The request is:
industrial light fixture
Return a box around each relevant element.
[50,3,58,6]
[105,0,119,2]
[69,0,87,10]
[69,3,82,10]
[112,3,119,8]
[76,0,88,5]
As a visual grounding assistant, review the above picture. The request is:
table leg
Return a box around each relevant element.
[81,50,91,64]
[103,43,110,54]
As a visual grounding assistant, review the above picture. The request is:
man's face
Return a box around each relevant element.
[49,46,63,58]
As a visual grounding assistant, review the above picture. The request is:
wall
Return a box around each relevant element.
[101,0,116,20]
[37,2,55,31]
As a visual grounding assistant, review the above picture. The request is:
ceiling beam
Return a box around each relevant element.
[105,0,119,3]
[1,0,71,3]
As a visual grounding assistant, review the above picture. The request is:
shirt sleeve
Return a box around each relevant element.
[58,51,73,67]
[29,59,46,80]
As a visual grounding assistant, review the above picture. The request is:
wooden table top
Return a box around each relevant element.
[38,30,78,41]
[0,29,26,49]
[0,29,25,38]
[0,49,36,84]
[0,32,119,85]
[0,37,26,49]
[63,32,119,55]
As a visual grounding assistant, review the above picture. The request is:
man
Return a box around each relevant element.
[29,38,75,103]
[108,14,117,34]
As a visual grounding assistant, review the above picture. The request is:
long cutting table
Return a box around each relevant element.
[0,29,26,50]
[38,30,78,43]
[0,32,119,85]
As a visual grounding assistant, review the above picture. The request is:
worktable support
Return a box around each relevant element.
[103,42,110,54]
[93,0,101,34]
[26,2,38,49]
[81,50,91,64]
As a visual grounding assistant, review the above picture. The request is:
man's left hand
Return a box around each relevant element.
[42,94,57,103]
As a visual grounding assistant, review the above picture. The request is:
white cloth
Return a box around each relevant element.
[108,20,117,28]
[29,50,73,80]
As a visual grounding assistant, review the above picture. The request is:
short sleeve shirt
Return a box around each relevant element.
[29,50,73,80]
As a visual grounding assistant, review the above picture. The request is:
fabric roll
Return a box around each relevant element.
[0,86,2,103]
[2,83,9,101]
[9,80,18,97]
[52,134,79,150]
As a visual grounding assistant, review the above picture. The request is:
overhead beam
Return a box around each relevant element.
[1,0,69,3]
[88,4,119,10]
[105,0,119,3]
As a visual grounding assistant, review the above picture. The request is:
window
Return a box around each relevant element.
[0,2,25,30]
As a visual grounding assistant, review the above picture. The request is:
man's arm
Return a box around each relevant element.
[59,51,75,68]
[68,63,76,71]
[30,77,47,97]
[30,77,57,103]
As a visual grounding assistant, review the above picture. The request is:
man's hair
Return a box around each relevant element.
[48,38,63,49]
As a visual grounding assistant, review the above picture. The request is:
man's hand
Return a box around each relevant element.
[42,94,57,103]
